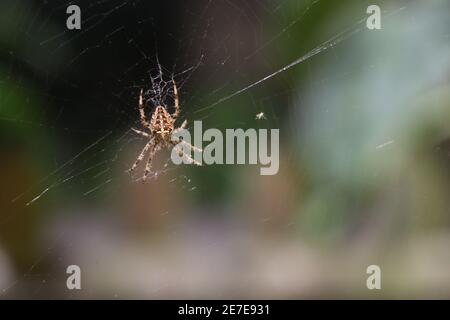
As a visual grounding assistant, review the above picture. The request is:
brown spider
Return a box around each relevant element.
[127,80,201,182]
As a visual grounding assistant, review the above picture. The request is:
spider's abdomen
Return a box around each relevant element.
[151,106,174,135]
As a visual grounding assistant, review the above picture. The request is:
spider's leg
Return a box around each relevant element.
[126,139,153,174]
[171,120,188,142]
[173,139,202,153]
[138,88,151,130]
[174,145,202,166]
[142,144,158,182]
[171,79,180,120]
[172,120,187,134]
[132,128,150,138]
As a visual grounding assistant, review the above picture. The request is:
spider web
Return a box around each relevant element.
[0,0,426,298]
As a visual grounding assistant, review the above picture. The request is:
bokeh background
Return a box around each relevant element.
[1,0,450,298]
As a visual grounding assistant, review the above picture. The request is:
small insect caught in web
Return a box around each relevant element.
[255,112,266,120]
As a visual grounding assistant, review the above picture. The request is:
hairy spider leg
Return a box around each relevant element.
[171,79,180,120]
[173,145,202,166]
[142,144,159,182]
[138,88,151,129]
[127,138,154,174]
[172,139,203,153]
[171,120,202,152]
[172,120,187,133]
[131,128,150,138]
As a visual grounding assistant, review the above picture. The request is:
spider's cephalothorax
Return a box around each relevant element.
[127,80,201,182]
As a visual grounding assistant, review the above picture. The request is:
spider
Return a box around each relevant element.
[127,80,201,182]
